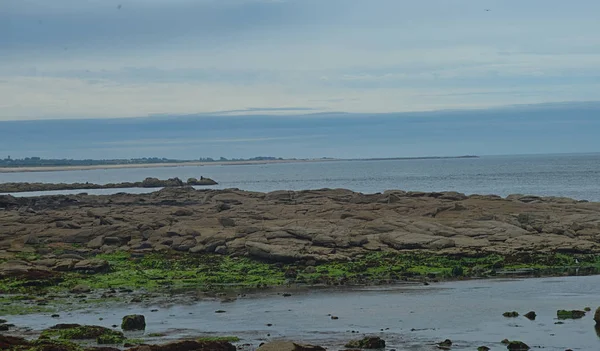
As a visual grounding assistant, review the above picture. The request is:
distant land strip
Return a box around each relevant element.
[0,155,479,173]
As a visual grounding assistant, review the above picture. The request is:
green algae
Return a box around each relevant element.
[25,339,84,351]
[55,252,287,292]
[0,296,55,315]
[40,325,125,344]
[3,249,600,317]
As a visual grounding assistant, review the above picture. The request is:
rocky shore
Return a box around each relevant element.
[0,177,217,193]
[1,186,600,309]
[2,187,600,350]
[2,187,599,260]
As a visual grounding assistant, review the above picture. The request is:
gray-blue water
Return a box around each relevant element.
[8,276,600,350]
[2,154,599,201]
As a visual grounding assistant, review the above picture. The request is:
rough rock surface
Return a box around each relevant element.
[121,315,146,331]
[256,341,326,351]
[1,187,600,265]
[127,340,236,351]
[0,177,217,193]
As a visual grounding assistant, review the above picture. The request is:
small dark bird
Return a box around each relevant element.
[117,4,122,9]
[485,9,491,11]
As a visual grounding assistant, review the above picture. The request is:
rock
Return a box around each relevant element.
[103,237,122,246]
[214,245,228,254]
[128,340,235,351]
[45,324,125,344]
[0,324,9,331]
[0,261,56,280]
[88,236,105,249]
[73,259,110,273]
[304,266,317,274]
[2,188,600,268]
[58,254,85,261]
[523,311,536,320]
[53,259,78,271]
[219,217,236,227]
[595,307,600,324]
[256,341,326,351]
[506,341,530,350]
[70,284,92,293]
[141,177,166,188]
[0,335,30,349]
[121,314,146,331]
[478,347,490,351]
[172,208,194,216]
[437,339,452,349]
[217,203,231,212]
[503,311,519,318]
[344,336,385,349]
[557,310,586,319]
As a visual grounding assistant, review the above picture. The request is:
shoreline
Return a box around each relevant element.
[0,159,338,173]
[0,156,478,173]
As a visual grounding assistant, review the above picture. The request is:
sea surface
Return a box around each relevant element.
[9,276,600,350]
[2,153,600,201]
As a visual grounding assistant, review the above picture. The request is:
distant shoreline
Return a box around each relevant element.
[0,156,478,174]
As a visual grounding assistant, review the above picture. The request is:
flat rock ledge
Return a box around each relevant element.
[0,177,217,193]
[1,187,599,265]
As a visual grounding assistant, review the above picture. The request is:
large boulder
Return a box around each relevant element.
[257,341,326,351]
[506,341,530,351]
[594,307,600,325]
[121,315,146,331]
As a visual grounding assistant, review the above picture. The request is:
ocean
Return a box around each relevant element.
[2,153,600,201]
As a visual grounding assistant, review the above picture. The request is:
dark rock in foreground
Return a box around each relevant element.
[257,341,326,351]
[121,315,146,331]
[506,340,530,350]
[128,340,236,351]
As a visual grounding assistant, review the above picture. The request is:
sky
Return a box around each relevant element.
[1,102,600,159]
[2,0,600,120]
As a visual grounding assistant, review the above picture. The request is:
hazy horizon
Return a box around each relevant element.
[1,101,599,160]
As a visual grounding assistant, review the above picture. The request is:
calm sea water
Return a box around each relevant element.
[9,276,600,350]
[2,153,600,201]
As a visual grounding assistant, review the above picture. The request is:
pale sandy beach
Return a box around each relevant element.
[0,158,337,174]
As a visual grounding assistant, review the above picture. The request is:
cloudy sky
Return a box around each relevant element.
[2,0,600,120]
